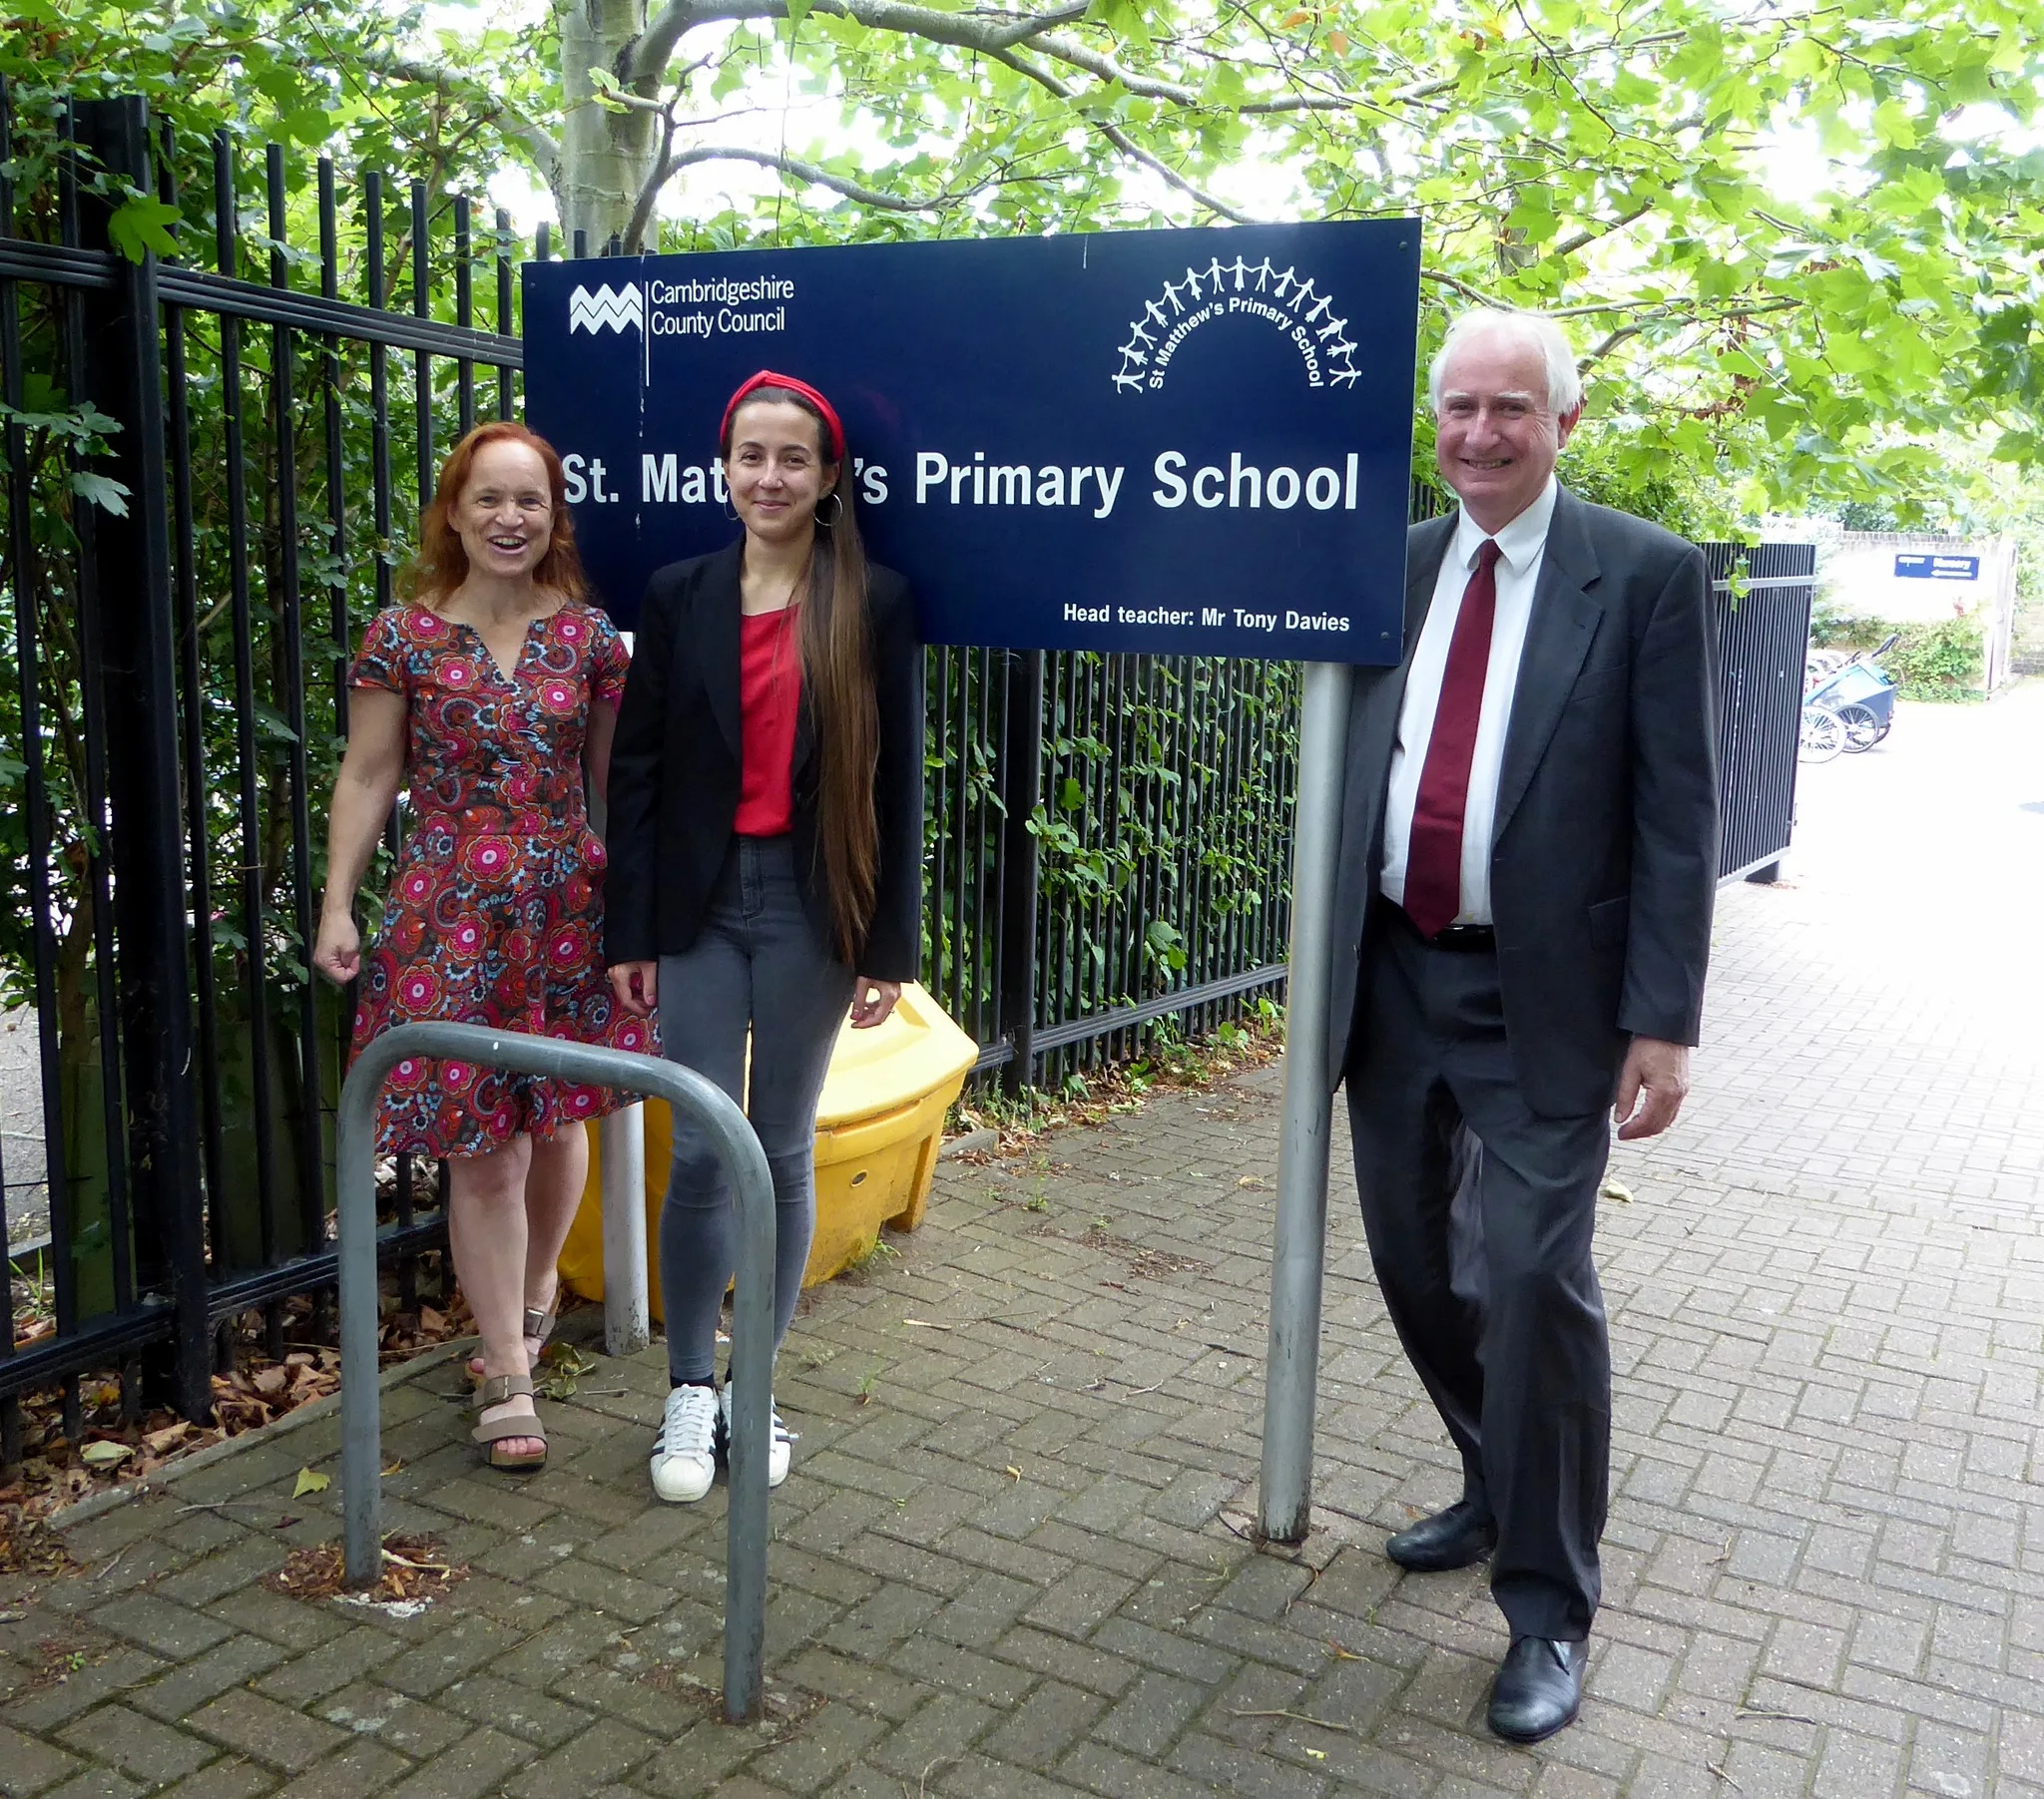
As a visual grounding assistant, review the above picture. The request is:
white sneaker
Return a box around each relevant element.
[719,1383,794,1488]
[650,1383,720,1503]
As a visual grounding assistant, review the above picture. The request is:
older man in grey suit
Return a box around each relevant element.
[1327,308,1719,1741]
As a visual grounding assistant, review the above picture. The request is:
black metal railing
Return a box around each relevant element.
[1,92,512,1446]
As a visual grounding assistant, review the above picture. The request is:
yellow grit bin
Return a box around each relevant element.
[558,982,979,1316]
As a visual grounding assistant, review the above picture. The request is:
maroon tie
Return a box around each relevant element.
[1403,539,1503,939]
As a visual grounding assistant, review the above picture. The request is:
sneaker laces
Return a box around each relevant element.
[656,1383,719,1456]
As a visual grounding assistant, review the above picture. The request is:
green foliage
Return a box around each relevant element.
[535,0,2044,523]
[1885,616,1985,697]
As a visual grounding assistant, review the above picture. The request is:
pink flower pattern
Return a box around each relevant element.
[347,602,655,1157]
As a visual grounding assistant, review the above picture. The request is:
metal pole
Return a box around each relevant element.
[599,1105,650,1357]
[337,1022,776,1718]
[1258,661,1352,1543]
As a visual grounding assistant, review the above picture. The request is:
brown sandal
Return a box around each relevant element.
[471,1373,547,1472]
[468,1299,559,1382]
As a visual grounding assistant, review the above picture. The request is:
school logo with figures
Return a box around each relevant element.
[568,281,644,335]
[1114,256,1359,393]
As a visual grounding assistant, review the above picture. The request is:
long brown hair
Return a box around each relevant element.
[722,389,878,964]
[402,421,588,604]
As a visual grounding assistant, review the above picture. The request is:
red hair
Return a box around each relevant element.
[403,422,588,604]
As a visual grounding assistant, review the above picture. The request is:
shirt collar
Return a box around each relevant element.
[1452,475,1559,577]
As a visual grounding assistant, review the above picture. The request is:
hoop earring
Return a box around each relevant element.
[723,498,740,523]
[813,491,843,529]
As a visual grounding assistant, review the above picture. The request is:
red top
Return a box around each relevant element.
[734,606,800,835]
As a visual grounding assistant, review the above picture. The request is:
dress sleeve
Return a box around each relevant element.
[588,610,631,707]
[347,608,407,692]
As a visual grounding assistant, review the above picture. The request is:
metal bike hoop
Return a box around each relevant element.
[335,1021,776,1721]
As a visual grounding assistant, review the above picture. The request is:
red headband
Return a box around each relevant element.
[721,370,845,461]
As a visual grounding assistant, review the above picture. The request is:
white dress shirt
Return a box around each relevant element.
[1379,477,1559,926]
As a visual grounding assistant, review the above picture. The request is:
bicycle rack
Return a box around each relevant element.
[335,1022,776,1721]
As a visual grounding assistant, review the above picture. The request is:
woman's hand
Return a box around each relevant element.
[849,977,900,1030]
[610,960,659,1018]
[312,907,361,986]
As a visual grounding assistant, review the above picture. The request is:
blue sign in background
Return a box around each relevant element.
[1894,553,1980,582]
[523,220,1419,662]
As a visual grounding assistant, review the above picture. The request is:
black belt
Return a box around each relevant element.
[1377,892,1496,952]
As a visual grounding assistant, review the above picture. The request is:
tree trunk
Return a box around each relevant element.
[556,0,659,253]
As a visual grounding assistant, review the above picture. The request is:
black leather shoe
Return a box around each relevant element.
[1383,1499,1497,1572]
[1487,1635,1588,1742]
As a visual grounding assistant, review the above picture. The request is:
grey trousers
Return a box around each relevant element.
[657,836,855,1387]
[1345,907,1613,1641]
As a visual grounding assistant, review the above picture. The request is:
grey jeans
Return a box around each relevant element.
[657,835,855,1386]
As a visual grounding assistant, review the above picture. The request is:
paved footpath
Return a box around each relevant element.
[5,685,2044,1799]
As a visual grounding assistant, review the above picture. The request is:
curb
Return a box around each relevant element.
[50,1334,480,1533]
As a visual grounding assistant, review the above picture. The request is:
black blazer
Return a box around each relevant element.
[1326,486,1720,1117]
[604,541,925,982]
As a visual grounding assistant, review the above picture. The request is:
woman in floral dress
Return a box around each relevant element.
[312,421,650,1471]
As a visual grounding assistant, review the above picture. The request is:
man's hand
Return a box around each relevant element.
[1614,1037,1690,1141]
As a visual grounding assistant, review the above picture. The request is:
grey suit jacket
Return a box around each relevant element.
[1325,485,1720,1118]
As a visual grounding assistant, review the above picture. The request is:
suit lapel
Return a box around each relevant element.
[698,540,746,762]
[1491,488,1604,842]
[1371,515,1453,732]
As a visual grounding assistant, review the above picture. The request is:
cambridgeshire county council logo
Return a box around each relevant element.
[569,281,644,335]
[1114,256,1358,393]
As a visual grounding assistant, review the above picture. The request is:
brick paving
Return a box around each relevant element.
[5,685,2043,1798]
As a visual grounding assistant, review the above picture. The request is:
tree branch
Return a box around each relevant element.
[629,0,1091,87]
[355,51,559,180]
[1552,201,1653,258]
[988,46,1259,223]
[661,145,960,212]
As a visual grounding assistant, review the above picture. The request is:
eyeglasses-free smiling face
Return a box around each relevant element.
[726,397,838,545]
[1434,330,1582,535]
[453,439,554,581]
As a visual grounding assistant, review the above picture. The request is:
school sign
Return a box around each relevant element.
[524,220,1420,663]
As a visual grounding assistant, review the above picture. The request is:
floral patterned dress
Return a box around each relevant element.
[348,601,655,1157]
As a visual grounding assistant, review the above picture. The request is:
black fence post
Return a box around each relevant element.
[74,97,211,1420]
[997,651,1044,1096]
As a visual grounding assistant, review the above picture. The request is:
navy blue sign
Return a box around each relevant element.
[522,221,1419,662]
[1894,553,1979,582]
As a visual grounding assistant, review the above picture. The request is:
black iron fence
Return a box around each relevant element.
[0,89,1812,1449]
[0,95,1323,1445]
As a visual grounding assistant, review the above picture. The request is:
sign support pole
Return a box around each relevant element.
[1259,660,1351,1543]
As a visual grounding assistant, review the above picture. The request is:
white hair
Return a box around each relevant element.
[1427,308,1583,416]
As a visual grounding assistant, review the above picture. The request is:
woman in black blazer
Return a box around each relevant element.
[607,371,923,1505]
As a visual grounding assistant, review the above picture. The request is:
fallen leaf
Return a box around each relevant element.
[253,1366,289,1396]
[79,1441,132,1468]
[1236,1175,1269,1189]
[1599,1176,1633,1203]
[291,1468,331,1499]
[1005,1465,1022,1482]
[144,1422,192,1454]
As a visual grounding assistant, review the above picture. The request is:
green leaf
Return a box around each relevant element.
[69,472,131,517]
[105,194,181,262]
[292,1467,331,1498]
